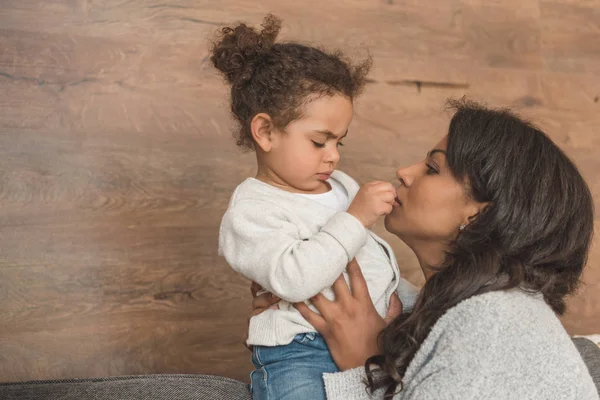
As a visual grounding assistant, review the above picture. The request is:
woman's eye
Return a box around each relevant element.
[426,164,438,175]
[312,141,326,148]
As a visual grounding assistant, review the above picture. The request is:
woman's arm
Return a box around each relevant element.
[297,268,497,400]
[315,288,596,400]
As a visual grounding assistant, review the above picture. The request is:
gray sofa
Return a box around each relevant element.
[1,338,599,400]
[0,374,251,400]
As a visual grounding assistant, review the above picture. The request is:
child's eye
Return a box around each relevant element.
[337,141,345,147]
[311,140,326,148]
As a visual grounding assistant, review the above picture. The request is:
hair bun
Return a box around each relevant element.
[211,14,282,86]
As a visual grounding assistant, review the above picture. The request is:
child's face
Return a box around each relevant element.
[268,94,354,193]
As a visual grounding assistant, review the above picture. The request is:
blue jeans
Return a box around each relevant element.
[250,332,340,400]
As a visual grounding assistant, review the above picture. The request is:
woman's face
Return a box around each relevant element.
[385,136,483,248]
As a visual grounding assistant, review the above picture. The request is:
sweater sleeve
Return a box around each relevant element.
[323,310,499,400]
[323,368,375,400]
[396,277,420,313]
[219,200,368,302]
[323,294,504,400]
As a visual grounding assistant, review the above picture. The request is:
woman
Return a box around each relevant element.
[252,99,598,399]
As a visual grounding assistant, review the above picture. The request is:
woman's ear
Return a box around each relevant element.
[462,201,490,228]
[251,113,275,152]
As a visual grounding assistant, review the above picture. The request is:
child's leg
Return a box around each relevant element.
[250,332,339,400]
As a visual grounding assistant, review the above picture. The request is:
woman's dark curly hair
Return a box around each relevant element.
[366,99,595,398]
[210,14,371,150]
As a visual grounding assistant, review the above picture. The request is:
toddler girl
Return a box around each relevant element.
[213,14,418,400]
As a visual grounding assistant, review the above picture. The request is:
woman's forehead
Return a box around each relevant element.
[432,136,448,150]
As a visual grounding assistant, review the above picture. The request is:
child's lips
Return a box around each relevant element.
[317,172,332,180]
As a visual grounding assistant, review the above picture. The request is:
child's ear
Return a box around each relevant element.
[251,113,275,152]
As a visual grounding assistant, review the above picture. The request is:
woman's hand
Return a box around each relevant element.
[250,281,281,314]
[244,282,280,351]
[295,259,403,371]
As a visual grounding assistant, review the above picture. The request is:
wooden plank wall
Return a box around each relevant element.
[0,0,598,383]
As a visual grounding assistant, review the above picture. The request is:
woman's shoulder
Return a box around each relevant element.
[428,289,566,349]
[399,289,596,399]
[439,289,553,327]
[410,290,589,383]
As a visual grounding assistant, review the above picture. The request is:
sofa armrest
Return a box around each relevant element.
[573,337,600,395]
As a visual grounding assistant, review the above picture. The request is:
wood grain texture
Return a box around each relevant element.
[541,1,600,73]
[0,0,599,384]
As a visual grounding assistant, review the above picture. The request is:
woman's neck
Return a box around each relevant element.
[407,239,449,281]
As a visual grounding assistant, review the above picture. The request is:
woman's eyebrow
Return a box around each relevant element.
[427,149,447,158]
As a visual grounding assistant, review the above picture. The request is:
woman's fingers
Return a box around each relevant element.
[250,281,263,297]
[331,270,352,302]
[309,292,337,320]
[384,293,403,325]
[294,302,328,335]
[249,304,278,318]
[346,258,370,301]
[251,291,279,312]
[269,293,281,303]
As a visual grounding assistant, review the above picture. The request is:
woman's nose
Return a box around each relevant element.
[396,164,417,187]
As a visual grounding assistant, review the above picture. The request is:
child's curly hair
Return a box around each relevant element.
[211,14,371,150]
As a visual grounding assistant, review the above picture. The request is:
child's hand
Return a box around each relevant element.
[347,181,397,228]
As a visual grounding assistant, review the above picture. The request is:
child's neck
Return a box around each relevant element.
[255,164,330,195]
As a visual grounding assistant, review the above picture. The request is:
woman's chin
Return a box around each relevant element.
[384,213,397,233]
[384,210,409,238]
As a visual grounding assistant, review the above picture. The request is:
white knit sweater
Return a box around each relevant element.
[323,289,599,400]
[219,170,419,346]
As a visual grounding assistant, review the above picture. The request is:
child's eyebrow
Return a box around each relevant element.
[314,129,349,139]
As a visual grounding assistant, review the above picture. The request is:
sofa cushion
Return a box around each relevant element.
[0,374,251,400]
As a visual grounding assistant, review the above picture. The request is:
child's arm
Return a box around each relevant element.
[219,200,367,303]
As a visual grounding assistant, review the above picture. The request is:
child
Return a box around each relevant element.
[213,14,419,400]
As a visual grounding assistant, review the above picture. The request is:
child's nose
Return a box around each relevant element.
[325,147,339,164]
